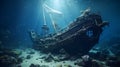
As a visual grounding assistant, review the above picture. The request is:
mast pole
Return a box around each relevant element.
[41,0,49,36]
[42,5,47,25]
[49,14,57,33]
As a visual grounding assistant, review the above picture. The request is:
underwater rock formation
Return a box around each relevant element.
[26,55,32,59]
[44,53,54,62]
[29,64,40,67]
[74,55,108,67]
[89,46,120,67]
[0,48,23,67]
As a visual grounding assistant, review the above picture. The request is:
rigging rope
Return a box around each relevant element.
[42,5,47,25]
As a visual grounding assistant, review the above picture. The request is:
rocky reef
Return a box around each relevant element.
[0,47,120,67]
[0,48,23,67]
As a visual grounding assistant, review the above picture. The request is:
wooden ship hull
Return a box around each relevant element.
[29,12,109,55]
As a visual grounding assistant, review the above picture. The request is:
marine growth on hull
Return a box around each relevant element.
[29,8,109,56]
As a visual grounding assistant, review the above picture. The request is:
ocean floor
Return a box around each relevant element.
[1,48,119,67]
[18,48,80,67]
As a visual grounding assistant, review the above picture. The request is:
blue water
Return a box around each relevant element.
[0,0,120,48]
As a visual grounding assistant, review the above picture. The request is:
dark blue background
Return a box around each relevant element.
[0,0,120,48]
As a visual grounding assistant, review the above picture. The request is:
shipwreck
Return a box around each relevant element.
[29,8,109,56]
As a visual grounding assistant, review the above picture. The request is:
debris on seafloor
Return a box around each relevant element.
[29,63,50,67]
[44,53,54,62]
[26,55,32,59]
[89,47,120,67]
[29,64,40,67]
[74,55,107,67]
[1,47,120,67]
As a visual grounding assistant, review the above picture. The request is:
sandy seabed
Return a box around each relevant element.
[19,48,80,67]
